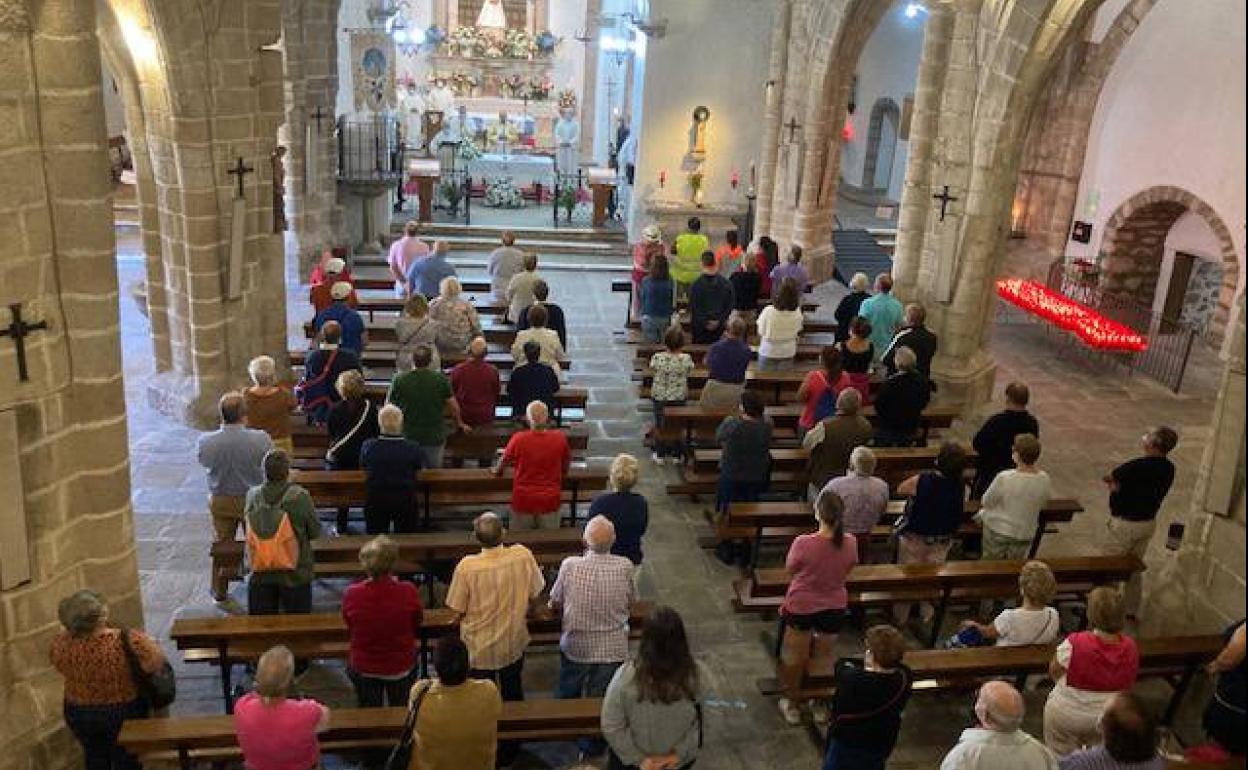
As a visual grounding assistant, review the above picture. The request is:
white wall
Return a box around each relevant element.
[839,2,923,201]
[1152,211,1224,316]
[627,0,773,235]
[1070,0,1246,307]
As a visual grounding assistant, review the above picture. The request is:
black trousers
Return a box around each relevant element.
[64,699,148,770]
[349,669,416,770]
[364,488,419,534]
[247,580,313,615]
[471,658,525,765]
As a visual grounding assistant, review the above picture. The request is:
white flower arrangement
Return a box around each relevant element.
[484,176,524,208]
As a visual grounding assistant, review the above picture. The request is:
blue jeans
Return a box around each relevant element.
[641,315,670,343]
[558,655,622,756]
[822,740,892,770]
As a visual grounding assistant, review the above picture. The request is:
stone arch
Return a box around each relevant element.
[1100,186,1240,340]
[860,97,900,191]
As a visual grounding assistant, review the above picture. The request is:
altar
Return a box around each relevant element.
[467,152,555,188]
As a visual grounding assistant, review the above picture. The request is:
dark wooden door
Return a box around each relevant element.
[1161,251,1197,334]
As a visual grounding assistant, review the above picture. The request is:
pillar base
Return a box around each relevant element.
[930,347,996,412]
[145,371,220,429]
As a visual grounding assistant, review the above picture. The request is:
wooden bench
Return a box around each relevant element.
[172,602,652,712]
[351,277,492,293]
[119,699,602,769]
[756,634,1223,727]
[631,342,828,364]
[355,293,507,320]
[736,554,1142,647]
[289,423,592,465]
[624,317,837,336]
[723,498,1083,565]
[683,445,979,492]
[289,347,568,373]
[304,316,518,347]
[611,278,814,327]
[617,328,839,349]
[335,384,590,426]
[291,466,609,529]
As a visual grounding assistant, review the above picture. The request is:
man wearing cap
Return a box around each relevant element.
[314,282,368,354]
[310,257,358,314]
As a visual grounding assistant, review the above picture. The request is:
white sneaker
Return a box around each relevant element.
[778,698,802,726]
[651,452,664,465]
[809,700,831,727]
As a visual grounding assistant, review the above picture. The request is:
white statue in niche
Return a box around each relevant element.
[554,106,580,176]
[476,0,508,29]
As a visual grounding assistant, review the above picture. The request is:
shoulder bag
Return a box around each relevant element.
[119,627,177,710]
[326,400,372,465]
[386,681,432,770]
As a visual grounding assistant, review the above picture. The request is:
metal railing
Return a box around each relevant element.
[1045,259,1199,393]
[337,115,405,183]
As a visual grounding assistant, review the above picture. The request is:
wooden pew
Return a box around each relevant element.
[659,404,960,451]
[289,347,568,373]
[119,699,603,769]
[289,422,592,466]
[290,466,609,528]
[736,555,1142,647]
[636,367,882,406]
[308,383,589,426]
[630,341,828,364]
[756,634,1224,727]
[685,445,979,492]
[304,315,518,346]
[724,498,1083,564]
[172,603,652,711]
[351,277,493,294]
[356,293,507,320]
[617,328,838,348]
[625,316,837,336]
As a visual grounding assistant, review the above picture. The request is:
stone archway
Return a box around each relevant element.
[861,97,900,191]
[1100,185,1241,340]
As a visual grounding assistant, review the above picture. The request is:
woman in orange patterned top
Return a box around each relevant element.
[49,590,166,770]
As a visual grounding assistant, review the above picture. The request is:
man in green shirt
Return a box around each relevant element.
[670,216,710,295]
[245,449,321,615]
[387,344,470,468]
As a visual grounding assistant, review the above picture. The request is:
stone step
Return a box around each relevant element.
[384,233,629,257]
[396,221,629,245]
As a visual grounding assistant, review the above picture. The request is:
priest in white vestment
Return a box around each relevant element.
[555,109,580,177]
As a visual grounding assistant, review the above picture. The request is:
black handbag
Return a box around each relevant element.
[385,681,431,770]
[118,627,176,710]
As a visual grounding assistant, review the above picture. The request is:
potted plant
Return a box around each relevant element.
[557,187,578,222]
[440,179,463,216]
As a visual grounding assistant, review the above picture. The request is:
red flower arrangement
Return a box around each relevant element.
[996,279,1148,353]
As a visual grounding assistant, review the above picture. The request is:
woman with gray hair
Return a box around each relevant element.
[429,276,483,355]
[824,446,891,564]
[833,272,872,343]
[342,537,424,722]
[244,354,296,453]
[394,293,442,372]
[50,589,167,770]
[234,645,331,770]
[359,405,426,534]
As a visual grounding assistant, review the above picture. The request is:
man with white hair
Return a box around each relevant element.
[834,272,872,342]
[873,346,931,447]
[406,240,458,299]
[826,446,891,563]
[493,400,572,529]
[549,515,635,756]
[359,404,425,533]
[313,282,367,354]
[310,256,357,313]
[941,681,1057,769]
[802,387,875,498]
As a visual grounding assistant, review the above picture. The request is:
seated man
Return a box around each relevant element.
[493,401,571,530]
[309,257,357,314]
[445,512,545,768]
[450,337,502,429]
[297,321,362,423]
[941,681,1057,770]
[516,280,568,350]
[872,346,931,447]
[386,345,469,469]
[1058,693,1166,770]
[508,340,561,421]
[313,282,367,354]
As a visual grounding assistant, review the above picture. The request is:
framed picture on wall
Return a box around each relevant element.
[1071,220,1093,243]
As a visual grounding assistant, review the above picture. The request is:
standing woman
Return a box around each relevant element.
[756,278,805,371]
[837,317,876,405]
[639,254,675,344]
[602,606,711,770]
[757,236,780,298]
[325,370,380,532]
[633,225,666,320]
[797,346,850,435]
[588,454,651,565]
[50,590,168,770]
[428,276,483,356]
[244,355,297,454]
[395,294,442,373]
[777,489,858,727]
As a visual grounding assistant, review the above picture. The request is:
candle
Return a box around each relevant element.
[730,169,740,190]
[659,169,667,189]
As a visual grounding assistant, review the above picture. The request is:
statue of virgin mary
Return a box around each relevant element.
[476,0,508,29]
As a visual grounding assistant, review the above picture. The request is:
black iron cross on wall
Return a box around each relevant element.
[784,117,802,144]
[310,105,327,135]
[0,303,48,382]
[932,184,959,222]
[227,156,254,198]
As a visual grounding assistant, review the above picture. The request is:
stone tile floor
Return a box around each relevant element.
[116,231,1224,768]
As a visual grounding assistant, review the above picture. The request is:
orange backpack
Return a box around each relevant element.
[245,490,299,572]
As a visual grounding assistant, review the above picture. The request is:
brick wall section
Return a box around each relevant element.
[0,1,142,768]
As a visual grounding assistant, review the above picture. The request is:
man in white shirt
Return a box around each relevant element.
[941,681,1058,770]
[977,433,1052,560]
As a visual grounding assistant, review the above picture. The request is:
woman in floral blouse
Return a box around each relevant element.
[648,325,695,465]
[428,276,482,356]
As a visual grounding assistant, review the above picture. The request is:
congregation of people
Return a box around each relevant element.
[48,221,1246,770]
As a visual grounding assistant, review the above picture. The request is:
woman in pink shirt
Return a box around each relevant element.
[777,488,859,726]
[234,646,330,770]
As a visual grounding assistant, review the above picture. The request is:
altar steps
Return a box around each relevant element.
[386,222,631,259]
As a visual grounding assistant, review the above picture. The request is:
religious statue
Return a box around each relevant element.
[476,0,508,30]
[687,105,710,161]
[487,110,519,154]
[398,82,424,151]
[270,146,287,233]
[554,106,580,176]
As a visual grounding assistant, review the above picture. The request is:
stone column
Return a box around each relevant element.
[578,0,601,164]
[0,0,142,765]
[891,1,953,301]
[754,0,792,237]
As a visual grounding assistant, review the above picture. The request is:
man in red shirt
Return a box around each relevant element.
[492,400,571,529]
[450,337,502,428]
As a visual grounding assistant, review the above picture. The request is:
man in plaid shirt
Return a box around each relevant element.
[549,515,635,756]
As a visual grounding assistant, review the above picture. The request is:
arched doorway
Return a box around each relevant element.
[861,97,900,192]
[1100,186,1240,342]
